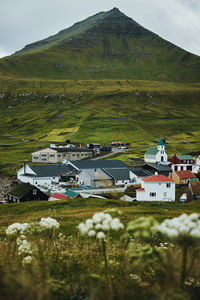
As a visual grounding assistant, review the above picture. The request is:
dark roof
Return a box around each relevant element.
[8,183,35,198]
[144,164,172,172]
[53,147,93,153]
[69,159,127,170]
[26,164,74,177]
[103,168,130,180]
[129,167,152,177]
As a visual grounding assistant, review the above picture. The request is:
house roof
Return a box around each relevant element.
[55,147,93,153]
[142,175,174,183]
[144,164,172,172]
[103,168,130,180]
[145,146,158,155]
[189,178,199,182]
[175,170,196,179]
[189,182,200,195]
[8,183,36,198]
[69,159,127,170]
[50,193,68,200]
[137,188,145,191]
[129,167,152,177]
[64,190,78,198]
[158,139,165,146]
[25,164,74,177]
[176,155,194,160]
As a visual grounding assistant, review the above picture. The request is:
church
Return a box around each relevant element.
[144,139,168,163]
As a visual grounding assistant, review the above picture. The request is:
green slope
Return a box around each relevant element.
[0,8,200,82]
[0,79,200,174]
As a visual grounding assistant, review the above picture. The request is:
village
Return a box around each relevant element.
[3,138,200,204]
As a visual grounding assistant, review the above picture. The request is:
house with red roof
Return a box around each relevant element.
[136,173,175,201]
[49,192,69,201]
[171,170,196,185]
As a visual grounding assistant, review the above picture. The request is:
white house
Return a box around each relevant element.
[144,139,168,163]
[136,174,175,202]
[17,164,75,186]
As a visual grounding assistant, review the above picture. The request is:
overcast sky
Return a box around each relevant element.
[0,0,200,58]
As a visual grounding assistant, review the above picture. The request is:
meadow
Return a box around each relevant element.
[1,199,200,300]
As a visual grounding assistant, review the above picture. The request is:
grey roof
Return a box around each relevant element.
[69,159,127,170]
[83,169,112,181]
[26,164,74,177]
[129,167,152,177]
[103,168,130,180]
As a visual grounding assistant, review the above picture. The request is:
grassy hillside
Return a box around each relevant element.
[0,8,200,82]
[0,78,200,175]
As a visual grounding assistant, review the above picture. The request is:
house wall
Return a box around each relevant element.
[136,181,175,201]
[171,164,193,171]
[144,155,156,163]
[18,173,60,186]
[155,151,168,163]
[76,171,92,186]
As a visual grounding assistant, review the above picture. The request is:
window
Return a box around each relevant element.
[33,156,38,159]
[49,154,55,157]
[164,192,167,197]
[33,189,37,195]
[175,166,177,171]
[181,166,183,171]
[150,192,156,197]
[166,183,171,188]
[41,158,47,161]
[41,154,47,157]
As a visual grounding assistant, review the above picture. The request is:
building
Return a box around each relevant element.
[66,159,128,187]
[136,174,175,201]
[6,183,48,203]
[169,154,194,171]
[144,139,168,163]
[32,146,95,163]
[103,168,131,186]
[171,170,196,185]
[17,164,76,186]
[129,163,172,184]
[187,181,200,202]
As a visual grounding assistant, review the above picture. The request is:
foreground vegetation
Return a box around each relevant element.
[1,199,200,300]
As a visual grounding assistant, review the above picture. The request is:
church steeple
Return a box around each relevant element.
[157,139,165,151]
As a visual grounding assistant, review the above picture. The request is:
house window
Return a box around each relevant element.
[175,166,177,171]
[164,192,167,197]
[49,154,55,157]
[41,158,47,161]
[166,183,171,188]
[33,189,37,195]
[33,156,38,159]
[181,166,183,170]
[150,192,156,197]
[41,154,47,157]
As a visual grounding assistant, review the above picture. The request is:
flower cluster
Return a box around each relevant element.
[6,222,30,236]
[5,217,60,266]
[157,213,200,243]
[78,212,124,239]
[39,217,60,229]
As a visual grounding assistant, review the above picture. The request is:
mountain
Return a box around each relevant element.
[0,7,200,82]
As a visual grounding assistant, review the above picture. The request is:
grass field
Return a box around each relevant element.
[0,79,200,175]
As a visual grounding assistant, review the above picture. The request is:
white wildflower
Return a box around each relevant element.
[22,255,32,265]
[39,217,60,229]
[157,213,200,243]
[96,231,106,239]
[78,212,124,239]
[18,239,32,255]
[6,222,30,235]
[88,230,96,237]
